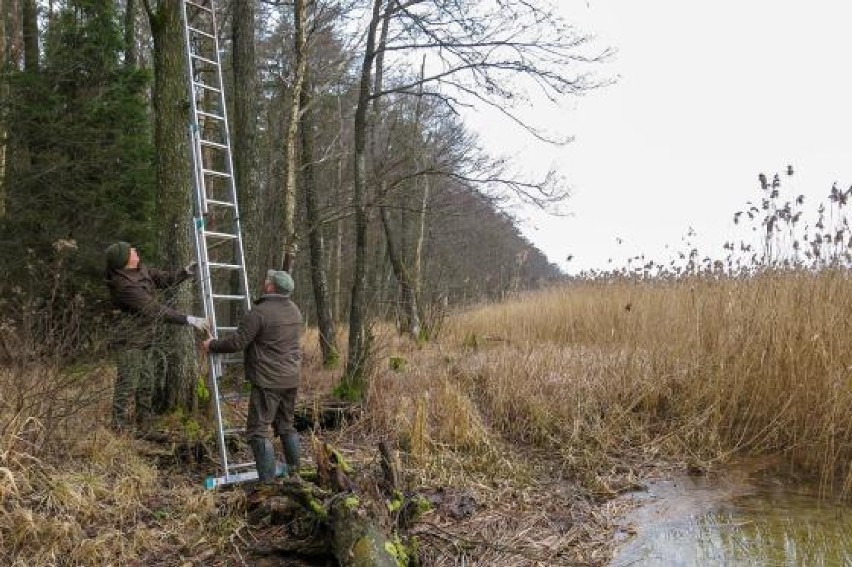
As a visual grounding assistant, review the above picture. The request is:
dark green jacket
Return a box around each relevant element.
[106,264,191,347]
[208,295,303,390]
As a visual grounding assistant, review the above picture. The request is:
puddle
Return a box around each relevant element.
[611,468,852,566]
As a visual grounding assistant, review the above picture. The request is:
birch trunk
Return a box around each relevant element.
[281,0,308,272]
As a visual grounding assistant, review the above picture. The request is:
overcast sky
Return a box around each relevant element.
[464,1,852,274]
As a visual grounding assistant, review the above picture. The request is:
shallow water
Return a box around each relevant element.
[610,470,852,566]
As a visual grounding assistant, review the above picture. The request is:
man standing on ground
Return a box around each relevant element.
[201,270,303,481]
[105,241,210,432]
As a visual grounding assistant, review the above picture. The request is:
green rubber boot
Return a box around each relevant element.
[249,438,276,482]
[281,432,300,477]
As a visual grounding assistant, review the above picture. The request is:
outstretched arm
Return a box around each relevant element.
[206,310,261,354]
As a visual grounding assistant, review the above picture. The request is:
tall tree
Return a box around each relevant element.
[301,64,339,367]
[344,0,384,393]
[0,0,154,299]
[0,0,9,218]
[231,0,260,280]
[142,0,197,412]
[281,0,308,272]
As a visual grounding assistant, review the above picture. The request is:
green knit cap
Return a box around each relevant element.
[266,269,294,295]
[105,241,131,271]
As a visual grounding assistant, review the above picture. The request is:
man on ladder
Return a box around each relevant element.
[200,270,303,480]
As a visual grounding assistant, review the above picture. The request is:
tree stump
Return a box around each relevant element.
[246,440,424,566]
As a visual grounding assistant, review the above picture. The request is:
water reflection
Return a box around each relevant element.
[611,474,852,566]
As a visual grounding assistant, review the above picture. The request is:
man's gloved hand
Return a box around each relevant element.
[184,261,198,277]
[186,315,210,334]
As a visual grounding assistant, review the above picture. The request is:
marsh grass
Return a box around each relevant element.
[5,264,852,565]
[442,271,852,495]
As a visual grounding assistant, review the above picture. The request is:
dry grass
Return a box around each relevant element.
[0,367,249,566]
[442,271,852,494]
[4,270,849,565]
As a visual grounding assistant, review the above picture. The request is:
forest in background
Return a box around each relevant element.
[0,0,605,404]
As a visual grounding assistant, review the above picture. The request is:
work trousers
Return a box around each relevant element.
[113,347,157,428]
[246,385,298,441]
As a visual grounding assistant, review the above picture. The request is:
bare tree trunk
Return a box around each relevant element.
[124,0,137,68]
[412,57,429,299]
[301,69,339,368]
[380,206,421,339]
[144,0,197,414]
[413,167,429,298]
[344,0,384,392]
[21,0,36,72]
[370,5,421,341]
[0,0,8,218]
[8,0,21,71]
[332,95,345,321]
[232,0,259,281]
[281,0,308,272]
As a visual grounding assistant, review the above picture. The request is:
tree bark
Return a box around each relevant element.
[145,0,198,413]
[412,56,430,300]
[281,0,308,271]
[371,5,421,341]
[381,206,421,340]
[301,69,339,367]
[231,0,259,282]
[7,0,21,70]
[123,0,137,68]
[0,0,8,218]
[21,0,36,72]
[413,165,430,299]
[345,0,384,391]
[332,94,346,321]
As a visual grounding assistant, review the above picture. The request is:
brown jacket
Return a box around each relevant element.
[106,264,191,346]
[208,295,303,390]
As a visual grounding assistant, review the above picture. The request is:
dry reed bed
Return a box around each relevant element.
[442,271,852,494]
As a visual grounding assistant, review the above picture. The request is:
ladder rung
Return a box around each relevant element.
[228,461,256,470]
[203,230,237,240]
[206,199,235,208]
[193,81,221,93]
[212,294,247,301]
[191,53,218,66]
[188,26,216,39]
[199,139,228,150]
[224,427,243,436]
[209,262,242,270]
[185,0,214,13]
[201,168,231,178]
[216,325,238,332]
[197,110,225,121]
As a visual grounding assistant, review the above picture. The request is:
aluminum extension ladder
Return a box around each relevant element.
[180,0,280,488]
